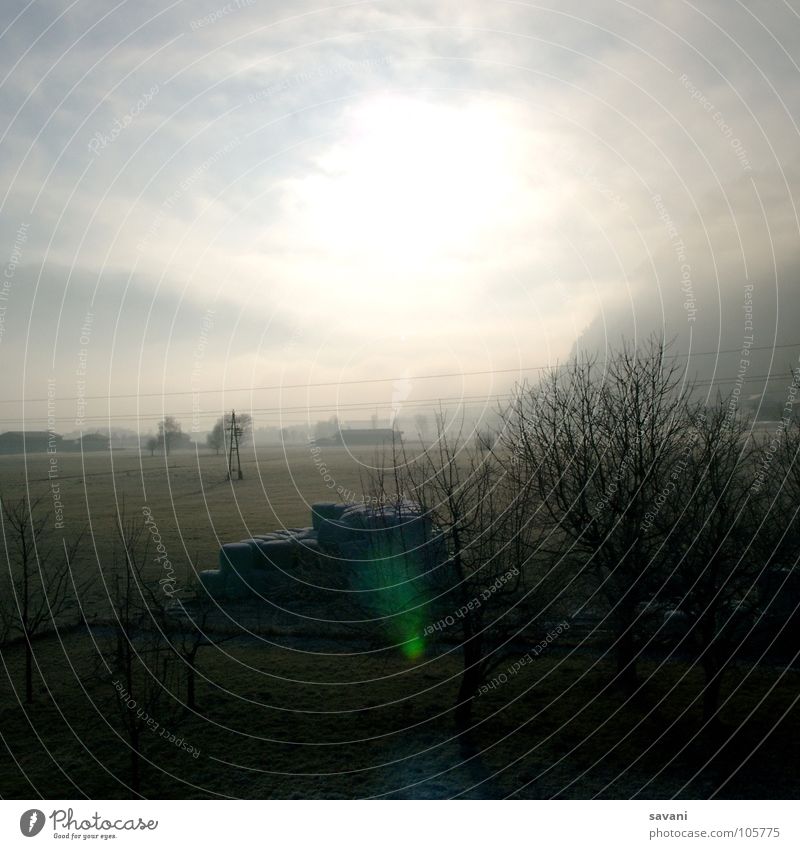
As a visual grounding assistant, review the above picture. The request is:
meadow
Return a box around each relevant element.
[0,444,383,593]
[0,445,798,799]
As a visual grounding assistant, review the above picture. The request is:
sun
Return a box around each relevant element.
[297,94,518,269]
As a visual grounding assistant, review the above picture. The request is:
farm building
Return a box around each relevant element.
[0,430,62,454]
[63,433,110,451]
[316,427,402,447]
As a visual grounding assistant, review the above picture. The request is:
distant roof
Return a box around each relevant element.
[340,428,399,436]
[0,430,61,438]
[317,428,402,445]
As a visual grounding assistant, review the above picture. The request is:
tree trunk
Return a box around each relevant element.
[187,654,197,711]
[130,729,141,793]
[25,640,33,704]
[615,626,638,693]
[454,624,483,732]
[702,651,723,726]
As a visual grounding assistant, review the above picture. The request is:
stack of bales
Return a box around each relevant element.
[336,503,438,584]
[199,501,446,601]
[199,527,322,600]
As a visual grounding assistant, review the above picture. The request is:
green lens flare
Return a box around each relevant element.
[352,529,431,660]
[403,634,426,660]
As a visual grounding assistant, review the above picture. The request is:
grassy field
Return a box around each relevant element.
[1,630,796,799]
[0,447,798,799]
[0,444,383,593]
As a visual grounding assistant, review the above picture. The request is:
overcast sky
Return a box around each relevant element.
[1,0,798,433]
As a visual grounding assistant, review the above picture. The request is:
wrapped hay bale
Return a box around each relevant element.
[250,539,298,593]
[294,536,321,554]
[198,569,226,597]
[311,502,353,544]
[311,502,347,529]
[253,539,295,570]
[314,502,358,547]
[217,542,260,598]
[338,502,429,562]
[219,542,255,574]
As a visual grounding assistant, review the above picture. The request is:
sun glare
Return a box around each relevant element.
[299,95,518,267]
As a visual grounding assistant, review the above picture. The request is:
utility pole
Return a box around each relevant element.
[226,410,243,480]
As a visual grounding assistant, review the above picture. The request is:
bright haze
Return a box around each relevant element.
[1,0,798,433]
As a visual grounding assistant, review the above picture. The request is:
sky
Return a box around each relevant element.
[0,0,798,434]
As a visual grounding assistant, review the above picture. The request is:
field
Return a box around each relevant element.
[0,444,383,590]
[0,447,798,799]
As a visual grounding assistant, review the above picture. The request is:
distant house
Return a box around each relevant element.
[63,433,110,452]
[318,428,402,447]
[0,430,62,454]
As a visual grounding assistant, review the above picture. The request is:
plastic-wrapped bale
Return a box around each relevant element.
[294,536,321,555]
[219,542,255,572]
[343,502,447,595]
[341,502,430,559]
[337,538,370,562]
[251,539,297,593]
[198,569,226,597]
[313,502,358,547]
[311,502,347,529]
[339,503,371,530]
[341,500,425,528]
[217,542,258,598]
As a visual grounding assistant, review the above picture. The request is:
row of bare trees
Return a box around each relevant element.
[143,416,185,457]
[366,339,799,731]
[0,494,231,793]
[0,495,86,703]
[94,513,233,792]
[142,413,253,457]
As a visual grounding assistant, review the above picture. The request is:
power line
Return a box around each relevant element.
[0,372,795,428]
[2,342,798,406]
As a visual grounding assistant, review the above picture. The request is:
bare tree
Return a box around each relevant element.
[367,421,540,732]
[773,391,800,558]
[0,575,11,647]
[163,572,236,713]
[157,416,183,457]
[0,494,85,703]
[206,420,225,455]
[503,338,694,691]
[655,400,770,726]
[97,509,180,793]
[223,412,253,446]
[145,436,158,457]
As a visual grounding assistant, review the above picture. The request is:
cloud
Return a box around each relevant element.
[1,0,798,427]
